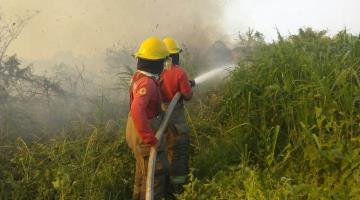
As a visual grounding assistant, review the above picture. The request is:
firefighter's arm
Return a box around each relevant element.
[130,83,158,146]
[179,71,193,100]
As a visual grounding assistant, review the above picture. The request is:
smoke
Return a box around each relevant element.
[114,0,228,49]
[2,0,230,60]
[0,0,233,139]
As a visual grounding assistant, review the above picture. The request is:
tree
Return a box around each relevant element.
[0,12,66,104]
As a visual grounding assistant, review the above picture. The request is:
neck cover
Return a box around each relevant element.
[137,58,165,75]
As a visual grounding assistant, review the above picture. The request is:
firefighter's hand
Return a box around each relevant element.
[150,137,160,149]
[152,140,160,149]
[143,135,158,147]
[189,79,196,87]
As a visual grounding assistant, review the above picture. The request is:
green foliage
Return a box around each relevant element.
[2,28,360,199]
[0,132,133,200]
[181,28,360,199]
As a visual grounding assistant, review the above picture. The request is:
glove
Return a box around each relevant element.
[189,79,196,87]
[142,134,158,146]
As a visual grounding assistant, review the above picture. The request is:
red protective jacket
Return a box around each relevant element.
[129,71,162,145]
[160,64,192,102]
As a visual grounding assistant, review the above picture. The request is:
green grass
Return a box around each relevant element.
[1,28,360,199]
[181,28,360,199]
[0,132,133,200]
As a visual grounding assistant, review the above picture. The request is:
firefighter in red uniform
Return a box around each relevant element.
[126,37,170,200]
[161,37,195,193]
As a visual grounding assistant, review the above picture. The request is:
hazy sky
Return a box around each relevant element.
[0,0,359,61]
[224,0,360,40]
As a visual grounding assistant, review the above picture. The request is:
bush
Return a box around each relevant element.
[182,28,360,199]
[0,131,133,199]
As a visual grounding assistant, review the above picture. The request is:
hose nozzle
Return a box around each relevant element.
[189,79,196,87]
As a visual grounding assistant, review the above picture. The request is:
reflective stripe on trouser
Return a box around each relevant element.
[163,104,190,184]
[126,114,169,200]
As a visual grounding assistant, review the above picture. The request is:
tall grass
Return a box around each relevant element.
[1,28,360,199]
[0,130,133,199]
[182,28,360,199]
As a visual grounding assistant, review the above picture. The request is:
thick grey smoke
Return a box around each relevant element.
[0,0,232,139]
[114,0,227,49]
[2,0,229,60]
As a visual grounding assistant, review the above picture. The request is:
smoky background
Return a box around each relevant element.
[0,0,254,140]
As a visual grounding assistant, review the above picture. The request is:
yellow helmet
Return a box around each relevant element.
[134,37,170,60]
[163,37,182,54]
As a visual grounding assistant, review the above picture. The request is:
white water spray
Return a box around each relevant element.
[194,64,236,85]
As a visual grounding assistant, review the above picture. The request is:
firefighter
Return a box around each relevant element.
[161,37,195,193]
[126,36,170,200]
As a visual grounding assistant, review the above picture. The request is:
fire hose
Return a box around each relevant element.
[143,65,233,199]
[145,92,182,200]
